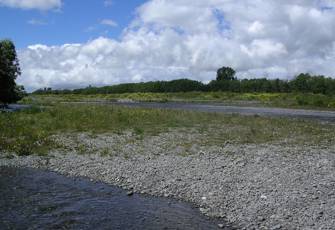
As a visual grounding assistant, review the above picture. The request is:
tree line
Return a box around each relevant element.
[34,67,335,95]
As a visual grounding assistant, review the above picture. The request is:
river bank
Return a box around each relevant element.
[1,131,334,229]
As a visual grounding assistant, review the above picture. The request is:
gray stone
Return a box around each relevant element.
[127,191,134,196]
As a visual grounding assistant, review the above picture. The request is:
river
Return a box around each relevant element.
[0,167,228,230]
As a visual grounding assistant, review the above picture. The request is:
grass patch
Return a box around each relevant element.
[0,103,334,156]
[24,92,335,110]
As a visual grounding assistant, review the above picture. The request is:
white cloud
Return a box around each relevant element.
[248,21,265,35]
[101,19,118,27]
[0,0,61,10]
[17,0,335,91]
[27,19,47,25]
[241,39,287,58]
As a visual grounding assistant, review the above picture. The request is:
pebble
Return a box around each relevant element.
[260,194,267,200]
[270,224,282,230]
[257,216,265,222]
[127,191,134,196]
[218,223,224,228]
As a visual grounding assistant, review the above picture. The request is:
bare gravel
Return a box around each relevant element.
[1,131,335,229]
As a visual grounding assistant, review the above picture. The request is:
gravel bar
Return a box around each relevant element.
[1,133,334,229]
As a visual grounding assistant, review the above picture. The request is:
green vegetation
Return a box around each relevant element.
[1,103,334,156]
[23,92,335,110]
[0,39,26,106]
[216,66,237,81]
[33,69,335,96]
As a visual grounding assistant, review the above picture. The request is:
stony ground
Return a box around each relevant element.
[1,131,334,229]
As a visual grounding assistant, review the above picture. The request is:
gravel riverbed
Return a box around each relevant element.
[1,131,334,229]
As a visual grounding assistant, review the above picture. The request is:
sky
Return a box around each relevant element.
[1,0,335,92]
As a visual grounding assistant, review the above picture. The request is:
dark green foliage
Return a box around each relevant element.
[34,74,335,96]
[290,73,335,94]
[33,66,335,96]
[216,66,236,81]
[34,79,206,95]
[207,79,241,92]
[0,39,25,105]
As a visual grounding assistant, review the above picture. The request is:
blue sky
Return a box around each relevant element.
[1,0,335,91]
[0,0,145,49]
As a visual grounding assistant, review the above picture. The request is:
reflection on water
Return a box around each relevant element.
[0,167,229,230]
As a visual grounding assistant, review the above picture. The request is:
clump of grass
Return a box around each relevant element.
[100,148,110,157]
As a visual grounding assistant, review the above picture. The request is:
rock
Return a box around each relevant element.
[270,224,282,230]
[127,191,134,196]
[260,194,267,200]
[312,195,319,200]
[257,216,265,222]
[218,223,224,228]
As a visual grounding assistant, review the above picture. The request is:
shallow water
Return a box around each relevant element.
[0,104,30,112]
[60,101,335,122]
[0,167,229,230]
[113,101,335,122]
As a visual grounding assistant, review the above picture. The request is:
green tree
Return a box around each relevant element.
[216,66,236,81]
[0,39,24,106]
[290,73,311,92]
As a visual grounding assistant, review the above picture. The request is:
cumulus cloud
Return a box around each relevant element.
[0,0,61,10]
[17,0,335,91]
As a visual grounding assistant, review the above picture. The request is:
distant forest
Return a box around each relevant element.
[33,67,335,95]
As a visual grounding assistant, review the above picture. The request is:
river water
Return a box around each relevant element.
[0,104,31,112]
[0,167,228,230]
[113,101,335,122]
